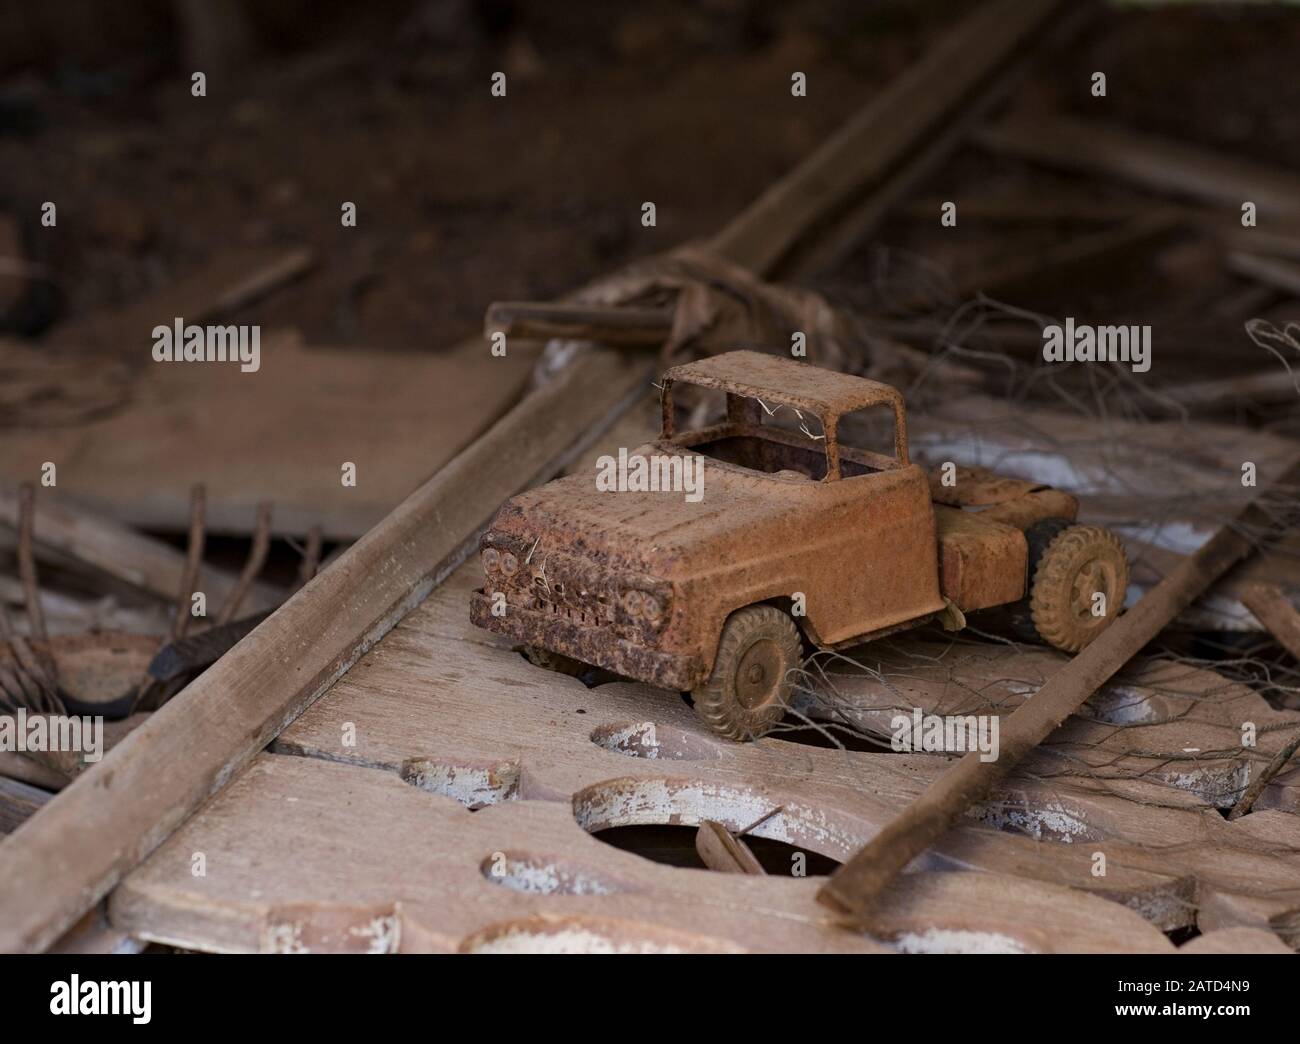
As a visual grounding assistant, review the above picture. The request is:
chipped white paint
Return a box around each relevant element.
[572,777,866,861]
[574,777,770,834]
[484,856,619,896]
[603,721,659,758]
[1088,684,1160,724]
[892,927,1030,954]
[1166,762,1249,808]
[349,914,400,954]
[402,760,519,808]
[590,720,721,761]
[469,927,686,954]
[1121,890,1192,934]
[263,922,308,954]
[972,800,1093,843]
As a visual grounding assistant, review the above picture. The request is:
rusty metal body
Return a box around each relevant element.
[469,351,1076,691]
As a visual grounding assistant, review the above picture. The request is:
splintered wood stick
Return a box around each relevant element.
[14,484,61,701]
[294,525,324,592]
[172,484,206,642]
[818,458,1300,926]
[1229,729,1300,821]
[484,301,675,348]
[695,821,766,875]
[16,483,46,645]
[0,483,279,611]
[1239,582,1300,661]
[215,502,272,626]
[136,484,208,713]
[0,599,63,717]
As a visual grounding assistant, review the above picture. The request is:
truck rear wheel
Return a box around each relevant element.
[1025,523,1129,652]
[692,605,801,742]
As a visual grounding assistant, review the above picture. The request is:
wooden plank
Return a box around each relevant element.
[0,776,51,834]
[0,483,280,611]
[1240,582,1300,661]
[0,333,543,539]
[0,572,168,636]
[258,566,1297,931]
[796,641,1300,812]
[818,458,1300,925]
[0,348,649,952]
[0,752,70,791]
[709,0,1074,275]
[109,564,1300,949]
[485,301,674,348]
[977,112,1300,217]
[695,821,765,875]
[47,903,144,955]
[1179,928,1293,955]
[108,752,1173,954]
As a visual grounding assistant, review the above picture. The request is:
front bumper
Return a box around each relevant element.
[470,590,703,691]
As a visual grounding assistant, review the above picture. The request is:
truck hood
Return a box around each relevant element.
[491,457,810,573]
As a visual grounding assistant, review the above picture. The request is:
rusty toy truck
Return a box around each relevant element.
[470,350,1129,741]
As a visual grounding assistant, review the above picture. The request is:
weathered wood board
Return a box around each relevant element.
[0,333,540,539]
[111,751,1176,954]
[109,564,1300,952]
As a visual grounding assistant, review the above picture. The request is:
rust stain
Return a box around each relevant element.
[469,351,1123,738]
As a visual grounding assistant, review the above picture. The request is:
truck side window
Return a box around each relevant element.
[838,405,900,475]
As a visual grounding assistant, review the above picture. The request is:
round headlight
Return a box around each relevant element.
[482,548,500,573]
[623,590,643,617]
[501,552,519,576]
[641,594,662,623]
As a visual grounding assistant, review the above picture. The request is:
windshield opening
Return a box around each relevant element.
[837,403,905,469]
[664,380,831,480]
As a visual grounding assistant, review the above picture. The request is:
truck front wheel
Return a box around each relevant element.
[692,605,802,742]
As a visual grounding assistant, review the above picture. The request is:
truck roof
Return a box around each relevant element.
[662,350,903,419]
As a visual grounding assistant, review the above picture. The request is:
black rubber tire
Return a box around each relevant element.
[1008,517,1075,643]
[692,605,802,742]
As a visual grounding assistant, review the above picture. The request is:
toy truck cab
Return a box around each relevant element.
[470,351,1128,741]
[656,351,948,647]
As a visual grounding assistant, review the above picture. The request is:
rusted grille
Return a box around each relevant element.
[537,599,607,628]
